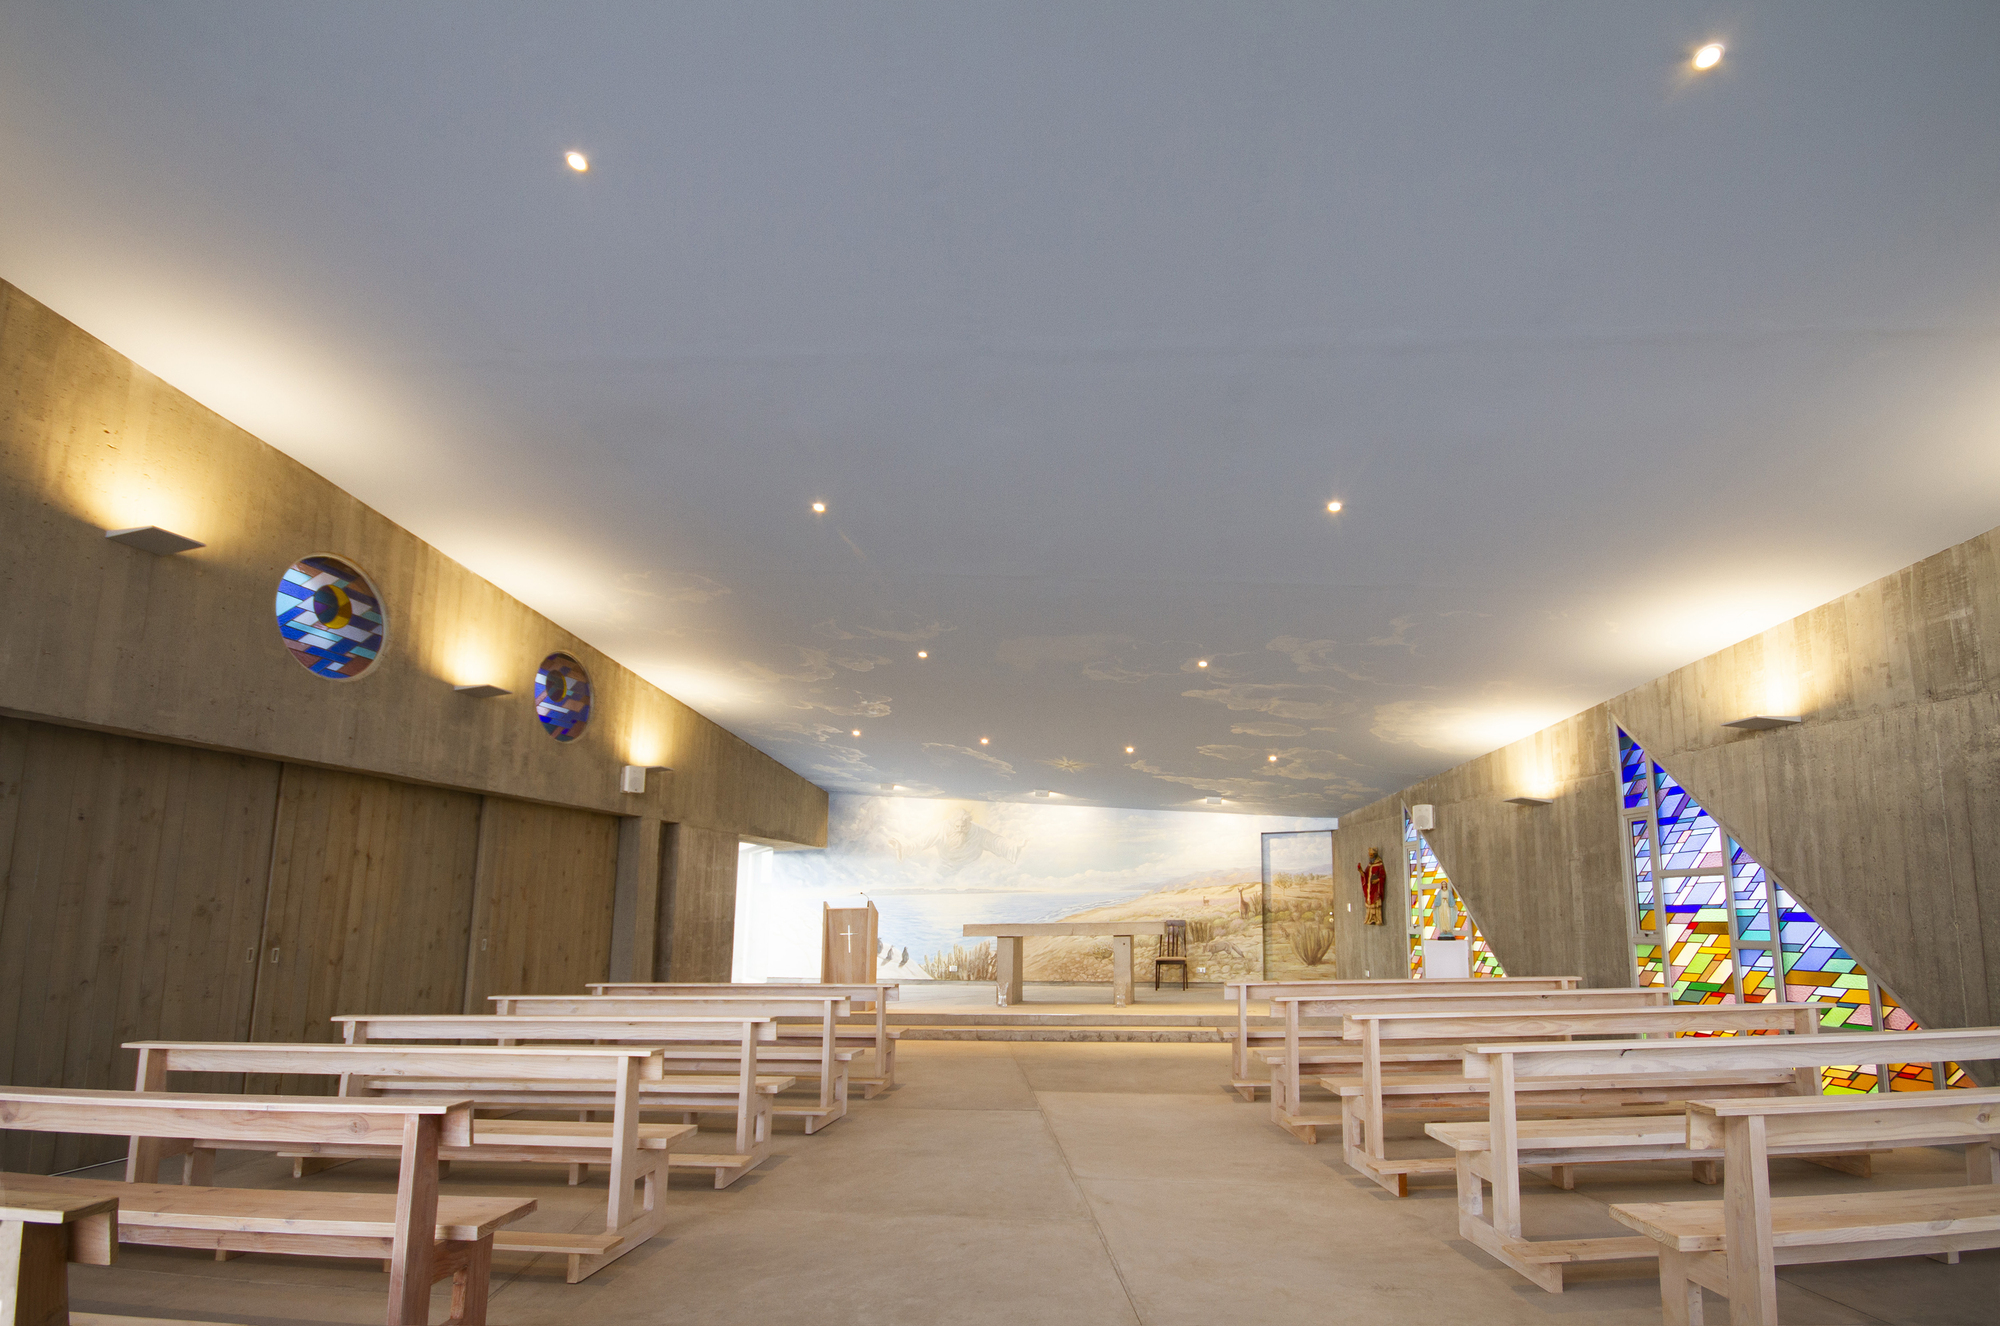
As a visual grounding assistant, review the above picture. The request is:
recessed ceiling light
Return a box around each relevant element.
[811,501,827,514]
[979,737,989,745]
[1267,754,1278,762]
[565,151,589,172]
[851,729,862,737]
[1325,500,1343,514]
[1124,746,1135,754]
[1692,42,1724,70]
[917,650,928,659]
[1196,659,1209,669]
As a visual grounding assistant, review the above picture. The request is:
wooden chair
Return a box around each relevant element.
[1154,921,1190,990]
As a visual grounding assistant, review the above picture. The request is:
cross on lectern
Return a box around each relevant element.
[839,925,858,954]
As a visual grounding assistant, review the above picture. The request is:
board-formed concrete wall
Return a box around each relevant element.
[0,282,828,1150]
[1331,524,2000,1049]
[0,279,826,847]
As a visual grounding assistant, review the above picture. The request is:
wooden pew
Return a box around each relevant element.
[1,1189,117,1326]
[1612,1089,2000,1326]
[1264,988,1669,1141]
[0,1087,532,1325]
[586,983,901,1091]
[125,1042,689,1284]
[489,996,858,1123]
[339,1015,790,1189]
[1330,1004,1820,1195]
[1429,1026,2000,1292]
[1221,977,1580,1098]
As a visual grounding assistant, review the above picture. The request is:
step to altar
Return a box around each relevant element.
[834,1008,1253,1042]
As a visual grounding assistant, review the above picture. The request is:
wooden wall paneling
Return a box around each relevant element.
[462,797,620,1005]
[248,766,481,1090]
[657,823,739,982]
[0,718,278,1171]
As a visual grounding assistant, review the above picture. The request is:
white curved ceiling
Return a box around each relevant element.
[4,2,1998,815]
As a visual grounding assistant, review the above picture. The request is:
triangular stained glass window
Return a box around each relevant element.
[1615,728,1969,1092]
[1405,812,1505,979]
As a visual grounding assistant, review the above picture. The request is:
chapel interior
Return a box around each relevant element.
[3,6,2000,1326]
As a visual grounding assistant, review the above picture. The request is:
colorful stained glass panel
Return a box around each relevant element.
[275,555,385,680]
[1406,817,1505,978]
[535,653,593,742]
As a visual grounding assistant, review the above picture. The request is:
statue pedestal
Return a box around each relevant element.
[1423,937,1472,979]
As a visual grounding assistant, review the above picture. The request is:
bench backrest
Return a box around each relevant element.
[587,982,896,1001]
[1278,988,1666,1020]
[490,996,851,1021]
[125,1041,667,1082]
[1686,1087,2000,1151]
[0,1086,474,1147]
[1345,1004,1818,1042]
[1464,1026,2000,1082]
[338,1014,777,1045]
[1224,976,1577,1001]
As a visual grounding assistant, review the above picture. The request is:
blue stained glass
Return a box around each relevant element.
[1620,731,1650,809]
[1731,840,1771,942]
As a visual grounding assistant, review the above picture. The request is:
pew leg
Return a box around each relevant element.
[443,1237,492,1326]
[1659,1247,1703,1326]
[1966,1140,1998,1185]
[1691,1159,1720,1185]
[1549,1164,1576,1190]
[185,1147,216,1186]
[1,1218,72,1325]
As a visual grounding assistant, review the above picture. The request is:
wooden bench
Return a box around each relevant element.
[338,1015,792,1189]
[1329,1004,1820,1195]
[125,1042,690,1284]
[0,1087,532,1325]
[1265,988,1669,1141]
[1429,1026,2000,1292]
[1222,977,1579,1097]
[490,996,858,1123]
[1610,1089,2000,1325]
[586,983,902,1091]
[1,1189,117,1326]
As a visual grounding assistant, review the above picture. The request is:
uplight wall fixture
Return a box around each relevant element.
[1203,796,1223,806]
[1030,790,1052,798]
[454,683,511,699]
[1723,716,1802,732]
[105,526,204,555]
[1504,795,1552,807]
[620,764,670,794]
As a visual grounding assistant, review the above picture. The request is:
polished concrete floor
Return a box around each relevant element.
[66,1040,2000,1325]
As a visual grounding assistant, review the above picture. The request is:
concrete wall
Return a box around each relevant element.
[1331,525,2000,1046]
[0,281,829,1159]
[0,279,825,847]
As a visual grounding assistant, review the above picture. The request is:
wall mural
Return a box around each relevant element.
[735,793,1339,985]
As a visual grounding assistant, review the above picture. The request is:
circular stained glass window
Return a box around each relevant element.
[275,555,386,680]
[535,653,592,741]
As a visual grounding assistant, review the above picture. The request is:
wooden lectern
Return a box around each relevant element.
[822,902,878,1007]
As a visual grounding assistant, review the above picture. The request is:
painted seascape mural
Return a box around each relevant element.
[732,793,1339,985]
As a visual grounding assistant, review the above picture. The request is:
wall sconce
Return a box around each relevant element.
[1723,716,1802,732]
[1030,790,1053,799]
[1410,803,1436,830]
[105,526,204,555]
[1202,796,1223,806]
[454,684,511,699]
[878,783,904,793]
[1504,795,1552,807]
[620,764,670,794]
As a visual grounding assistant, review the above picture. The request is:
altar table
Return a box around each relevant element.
[961,921,1171,1005]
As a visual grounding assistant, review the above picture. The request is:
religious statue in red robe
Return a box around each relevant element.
[1356,847,1388,925]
